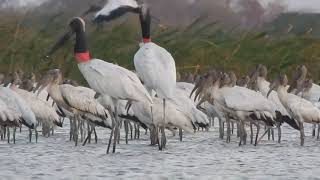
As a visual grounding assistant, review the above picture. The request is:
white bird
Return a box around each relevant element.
[94,1,176,150]
[10,84,62,137]
[192,71,277,146]
[0,98,21,127]
[268,74,320,146]
[37,69,111,146]
[176,82,195,98]
[45,17,152,153]
[250,65,300,142]
[288,65,320,137]
[0,86,36,142]
[172,87,209,130]
[0,98,21,143]
[131,97,195,134]
[286,65,320,137]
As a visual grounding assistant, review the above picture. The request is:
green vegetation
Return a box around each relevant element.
[1,14,320,84]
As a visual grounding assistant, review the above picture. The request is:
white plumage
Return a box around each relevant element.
[219,86,276,118]
[78,59,152,104]
[270,74,320,146]
[172,88,209,128]
[10,85,61,129]
[302,83,320,103]
[257,78,286,113]
[0,86,36,128]
[131,97,195,133]
[95,0,138,18]
[0,98,21,127]
[134,42,176,99]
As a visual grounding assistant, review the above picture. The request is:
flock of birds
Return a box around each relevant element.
[1,0,320,154]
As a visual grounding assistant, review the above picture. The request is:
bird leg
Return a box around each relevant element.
[161,126,166,149]
[113,121,119,153]
[243,122,247,145]
[237,122,240,138]
[271,128,274,141]
[13,127,16,144]
[80,119,84,142]
[179,128,183,142]
[93,127,97,143]
[19,126,22,133]
[145,128,148,135]
[267,126,270,140]
[254,122,260,146]
[150,125,157,145]
[35,127,38,143]
[3,126,6,139]
[134,124,137,139]
[129,122,133,140]
[74,115,79,146]
[226,117,231,143]
[124,120,129,144]
[238,121,243,146]
[87,122,91,144]
[117,121,121,144]
[299,122,305,146]
[317,124,320,140]
[29,128,32,143]
[51,126,54,136]
[112,103,119,153]
[219,118,223,139]
[220,120,225,139]
[250,122,253,144]
[231,122,234,134]
[160,98,167,150]
[69,118,73,141]
[106,117,115,154]
[277,122,281,143]
[257,127,270,144]
[312,124,316,137]
[0,126,3,140]
[7,127,10,144]
[137,125,140,139]
[82,127,93,146]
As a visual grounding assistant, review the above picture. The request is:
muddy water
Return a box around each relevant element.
[0,121,319,179]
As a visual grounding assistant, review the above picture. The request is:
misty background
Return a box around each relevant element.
[1,0,320,82]
[1,0,320,27]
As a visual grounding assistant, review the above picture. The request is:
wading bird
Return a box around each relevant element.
[45,17,152,153]
[268,74,320,146]
[93,0,176,150]
[250,65,300,143]
[37,69,112,146]
[0,86,36,143]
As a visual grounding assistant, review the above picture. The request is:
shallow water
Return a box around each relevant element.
[0,121,320,180]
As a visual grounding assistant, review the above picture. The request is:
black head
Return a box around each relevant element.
[69,17,86,33]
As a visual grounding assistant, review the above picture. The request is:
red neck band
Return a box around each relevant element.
[75,52,91,63]
[143,38,151,43]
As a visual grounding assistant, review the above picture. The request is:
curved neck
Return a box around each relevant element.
[139,8,151,43]
[74,29,90,63]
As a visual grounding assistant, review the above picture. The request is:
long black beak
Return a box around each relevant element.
[46,30,73,58]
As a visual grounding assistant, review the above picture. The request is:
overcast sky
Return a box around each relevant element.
[285,0,320,12]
